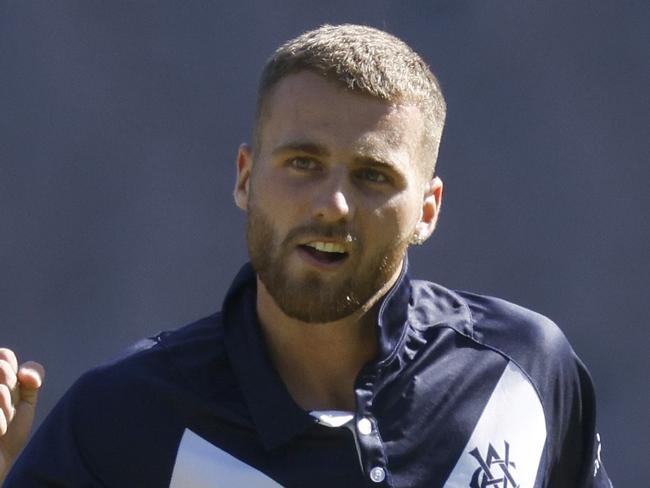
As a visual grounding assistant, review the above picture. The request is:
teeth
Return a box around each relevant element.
[306,241,346,253]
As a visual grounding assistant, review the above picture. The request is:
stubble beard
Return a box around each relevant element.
[246,202,408,323]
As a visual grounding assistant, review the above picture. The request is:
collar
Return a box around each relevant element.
[223,263,314,450]
[374,256,412,364]
[221,258,451,449]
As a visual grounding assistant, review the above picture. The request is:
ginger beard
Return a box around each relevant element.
[246,197,410,323]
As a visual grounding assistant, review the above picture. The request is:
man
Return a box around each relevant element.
[2,24,611,487]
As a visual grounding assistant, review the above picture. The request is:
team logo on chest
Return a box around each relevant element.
[468,441,519,488]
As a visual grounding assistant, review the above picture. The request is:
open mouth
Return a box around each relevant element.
[298,242,348,264]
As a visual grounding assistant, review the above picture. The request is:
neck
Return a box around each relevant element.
[255,269,401,411]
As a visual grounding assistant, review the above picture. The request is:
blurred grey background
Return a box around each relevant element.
[2,0,648,484]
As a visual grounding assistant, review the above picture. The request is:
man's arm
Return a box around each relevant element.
[0,348,44,486]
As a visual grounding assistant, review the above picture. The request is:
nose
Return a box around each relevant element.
[312,171,353,223]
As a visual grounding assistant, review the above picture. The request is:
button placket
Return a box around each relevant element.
[353,372,392,487]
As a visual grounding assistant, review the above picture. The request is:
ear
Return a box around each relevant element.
[234,143,252,211]
[413,176,443,243]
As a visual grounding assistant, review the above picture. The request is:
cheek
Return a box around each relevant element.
[250,173,286,209]
[366,196,420,241]
[252,169,311,205]
[249,175,310,235]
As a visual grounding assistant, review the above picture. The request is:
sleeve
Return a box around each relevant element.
[4,375,107,487]
[574,359,613,488]
[5,348,186,488]
[462,292,614,487]
[546,354,613,488]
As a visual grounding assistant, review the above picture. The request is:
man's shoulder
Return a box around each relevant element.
[413,280,567,346]
[78,311,229,396]
[451,287,588,403]
[458,289,571,358]
[407,281,609,487]
[411,279,579,381]
[11,312,240,485]
[115,311,226,361]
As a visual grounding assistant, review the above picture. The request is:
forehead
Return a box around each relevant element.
[258,72,425,164]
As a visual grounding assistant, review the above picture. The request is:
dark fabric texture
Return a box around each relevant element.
[6,261,611,487]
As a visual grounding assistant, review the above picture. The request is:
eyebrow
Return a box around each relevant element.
[271,142,330,158]
[271,140,406,176]
[353,156,397,171]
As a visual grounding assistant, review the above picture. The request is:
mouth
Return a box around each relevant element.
[297,241,349,266]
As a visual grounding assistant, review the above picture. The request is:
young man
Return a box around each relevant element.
[1,25,611,487]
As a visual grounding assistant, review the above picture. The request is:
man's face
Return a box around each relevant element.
[235,72,442,323]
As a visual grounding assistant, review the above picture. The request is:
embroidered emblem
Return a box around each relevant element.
[469,441,519,488]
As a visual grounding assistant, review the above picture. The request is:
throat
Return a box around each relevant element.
[287,374,359,411]
[262,324,378,411]
[255,276,379,411]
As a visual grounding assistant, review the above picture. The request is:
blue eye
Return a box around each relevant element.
[359,168,388,183]
[289,158,318,171]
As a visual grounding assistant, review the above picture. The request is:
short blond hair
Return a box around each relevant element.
[254,24,446,176]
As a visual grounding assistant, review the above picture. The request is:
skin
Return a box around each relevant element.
[234,72,443,410]
[0,348,44,485]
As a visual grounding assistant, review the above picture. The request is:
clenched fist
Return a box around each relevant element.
[0,348,44,485]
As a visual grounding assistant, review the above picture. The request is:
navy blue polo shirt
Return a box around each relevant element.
[7,262,612,487]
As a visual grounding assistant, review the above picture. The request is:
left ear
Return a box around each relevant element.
[413,176,443,243]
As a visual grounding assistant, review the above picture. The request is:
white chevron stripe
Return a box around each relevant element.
[169,429,284,488]
[443,361,547,488]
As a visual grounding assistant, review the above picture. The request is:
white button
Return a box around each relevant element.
[357,417,373,435]
[370,466,386,483]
